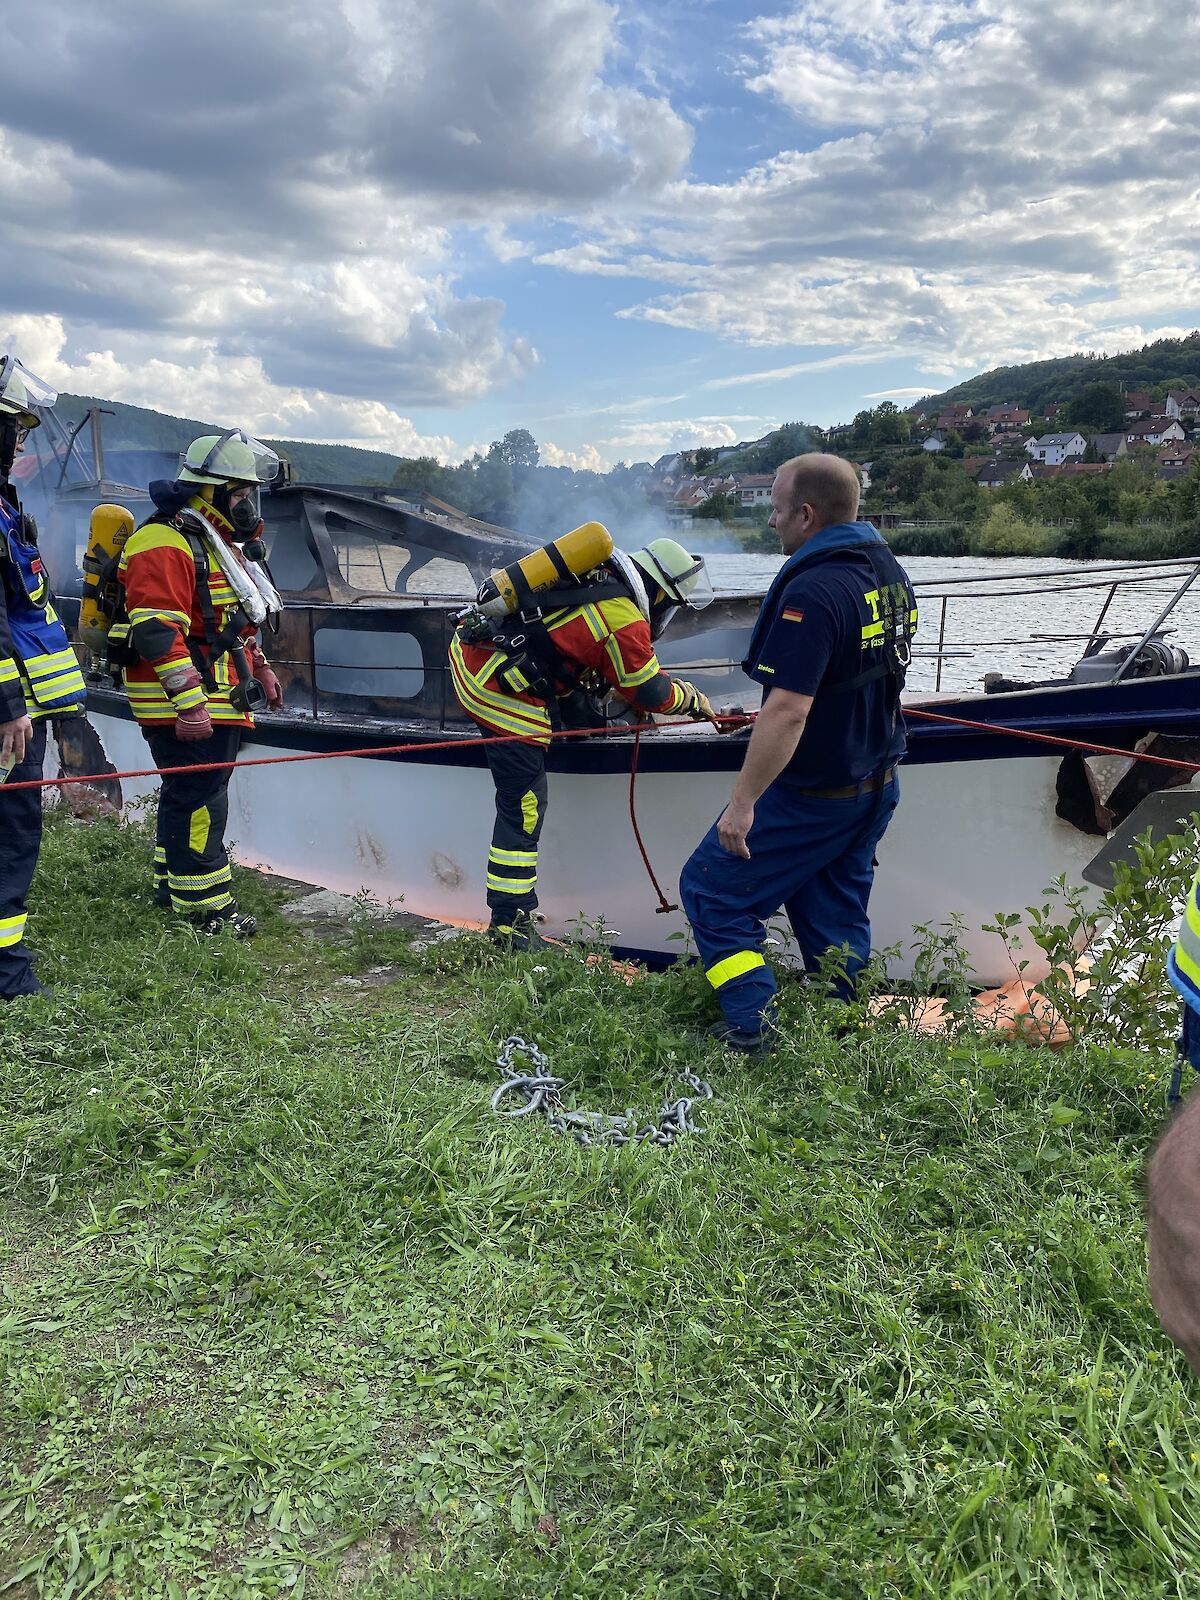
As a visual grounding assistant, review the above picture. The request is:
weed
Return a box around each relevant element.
[0,811,1194,1598]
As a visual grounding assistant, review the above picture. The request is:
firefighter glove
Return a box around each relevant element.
[175,703,214,742]
[675,680,717,722]
[248,646,283,711]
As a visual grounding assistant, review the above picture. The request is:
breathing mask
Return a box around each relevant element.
[214,482,264,543]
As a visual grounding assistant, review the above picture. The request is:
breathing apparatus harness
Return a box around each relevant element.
[96,502,281,711]
[458,554,651,729]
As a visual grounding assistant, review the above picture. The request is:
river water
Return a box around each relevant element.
[705,552,1200,695]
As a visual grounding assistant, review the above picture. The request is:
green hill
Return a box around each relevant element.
[915,332,1200,415]
[55,393,406,486]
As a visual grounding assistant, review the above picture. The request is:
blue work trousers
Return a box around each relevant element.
[680,775,899,1031]
[0,719,48,999]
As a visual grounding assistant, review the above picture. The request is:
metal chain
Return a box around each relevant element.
[490,1036,715,1148]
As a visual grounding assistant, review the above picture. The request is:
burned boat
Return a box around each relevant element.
[32,411,1200,986]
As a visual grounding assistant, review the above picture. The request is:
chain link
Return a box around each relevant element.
[490,1036,715,1148]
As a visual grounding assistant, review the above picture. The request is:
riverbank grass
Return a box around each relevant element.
[2,812,1199,1597]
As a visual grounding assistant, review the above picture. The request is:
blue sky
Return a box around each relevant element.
[4,1,1199,468]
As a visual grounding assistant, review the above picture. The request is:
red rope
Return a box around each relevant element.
[628,723,679,914]
[904,705,1200,774]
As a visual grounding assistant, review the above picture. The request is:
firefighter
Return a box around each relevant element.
[120,430,283,935]
[0,356,87,998]
[450,537,717,949]
[680,453,917,1053]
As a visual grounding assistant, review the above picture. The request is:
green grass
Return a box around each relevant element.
[2,813,1199,1597]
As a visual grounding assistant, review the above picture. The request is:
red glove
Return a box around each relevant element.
[248,644,283,710]
[175,703,213,742]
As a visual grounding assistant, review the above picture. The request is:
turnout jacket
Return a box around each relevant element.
[450,580,691,745]
[0,492,86,724]
[120,496,259,729]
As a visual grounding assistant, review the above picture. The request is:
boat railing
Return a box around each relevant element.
[911,556,1200,693]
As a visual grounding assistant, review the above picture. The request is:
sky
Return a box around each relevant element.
[3,0,1199,470]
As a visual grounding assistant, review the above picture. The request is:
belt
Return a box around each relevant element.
[794,765,896,801]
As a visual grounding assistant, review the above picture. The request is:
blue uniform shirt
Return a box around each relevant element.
[744,522,916,790]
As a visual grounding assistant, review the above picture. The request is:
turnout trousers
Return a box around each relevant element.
[680,774,899,1032]
[479,732,547,927]
[0,719,48,999]
[146,727,243,921]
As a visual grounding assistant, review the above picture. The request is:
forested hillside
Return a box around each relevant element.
[917,333,1200,414]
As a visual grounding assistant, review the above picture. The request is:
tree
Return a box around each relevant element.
[389,455,445,495]
[1068,382,1125,431]
[689,447,719,474]
[695,490,735,521]
[487,428,540,471]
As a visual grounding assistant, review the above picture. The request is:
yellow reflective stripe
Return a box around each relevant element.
[605,639,658,690]
[579,604,607,643]
[449,639,552,741]
[121,526,194,563]
[25,648,80,674]
[170,867,232,890]
[189,807,211,854]
[28,670,87,701]
[520,790,539,835]
[0,913,27,948]
[861,621,884,642]
[487,873,538,894]
[129,606,191,626]
[171,891,234,913]
[1175,871,1200,987]
[706,950,767,989]
[0,658,18,682]
[488,847,537,865]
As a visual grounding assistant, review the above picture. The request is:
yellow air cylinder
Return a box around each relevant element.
[79,503,135,651]
[475,521,614,619]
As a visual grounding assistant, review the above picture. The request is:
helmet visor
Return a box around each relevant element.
[190,427,281,485]
[644,547,714,610]
[0,356,57,428]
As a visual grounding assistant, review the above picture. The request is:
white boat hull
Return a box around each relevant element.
[69,708,1102,987]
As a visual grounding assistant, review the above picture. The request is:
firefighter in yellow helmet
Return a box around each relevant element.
[119,430,283,935]
[451,535,716,949]
[0,357,87,998]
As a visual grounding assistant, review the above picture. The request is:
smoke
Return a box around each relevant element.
[508,466,676,553]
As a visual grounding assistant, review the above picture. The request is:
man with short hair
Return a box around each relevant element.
[680,452,917,1053]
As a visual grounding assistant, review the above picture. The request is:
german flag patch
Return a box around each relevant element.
[781,606,804,623]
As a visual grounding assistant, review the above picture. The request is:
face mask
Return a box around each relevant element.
[214,483,263,540]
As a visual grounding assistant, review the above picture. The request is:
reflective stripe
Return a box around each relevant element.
[861,621,884,642]
[488,847,538,866]
[170,866,232,891]
[0,657,18,683]
[0,913,27,949]
[487,873,538,894]
[1173,870,1200,997]
[449,635,552,743]
[129,605,191,626]
[189,807,211,854]
[520,790,539,835]
[706,950,767,989]
[171,890,234,915]
[607,644,659,689]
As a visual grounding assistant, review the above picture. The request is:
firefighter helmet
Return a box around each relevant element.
[630,539,714,610]
[0,357,56,431]
[178,428,280,487]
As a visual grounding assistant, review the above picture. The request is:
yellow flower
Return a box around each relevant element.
[1095,1472,1109,1486]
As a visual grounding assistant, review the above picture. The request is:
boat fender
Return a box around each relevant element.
[475,521,614,619]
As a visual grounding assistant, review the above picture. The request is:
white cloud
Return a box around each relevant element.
[863,387,939,401]
[2,313,462,460]
[600,415,773,455]
[540,440,611,471]
[0,0,691,438]
[543,6,1200,381]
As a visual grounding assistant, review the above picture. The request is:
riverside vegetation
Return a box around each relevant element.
[3,812,1200,1598]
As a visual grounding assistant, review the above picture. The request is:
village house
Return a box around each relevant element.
[975,460,1034,488]
[922,431,947,453]
[1122,390,1151,418]
[1092,432,1128,461]
[933,404,973,432]
[1025,432,1087,466]
[1126,417,1186,447]
[1165,388,1200,420]
[734,472,774,505]
[1157,443,1197,475]
[984,405,1031,436]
